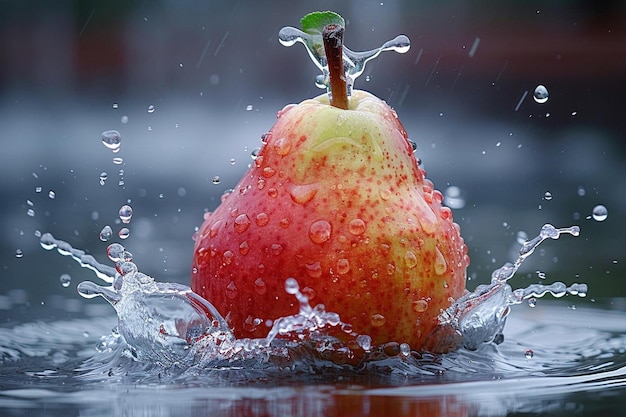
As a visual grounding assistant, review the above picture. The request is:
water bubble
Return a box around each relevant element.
[592,205,608,221]
[255,212,269,227]
[48,190,56,199]
[211,176,221,185]
[370,314,386,327]
[399,343,411,356]
[528,297,537,308]
[525,349,534,359]
[99,225,113,242]
[404,250,418,268]
[99,172,108,185]
[336,258,350,275]
[118,205,133,224]
[118,228,130,240]
[15,249,24,258]
[348,218,366,236]
[250,148,260,160]
[101,130,121,152]
[147,105,155,113]
[59,273,71,288]
[234,214,251,233]
[533,85,549,104]
[309,220,332,244]
[273,138,292,156]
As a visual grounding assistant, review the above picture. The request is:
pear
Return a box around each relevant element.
[192,12,468,353]
[191,88,469,351]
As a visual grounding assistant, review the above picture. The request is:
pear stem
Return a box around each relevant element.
[322,24,348,110]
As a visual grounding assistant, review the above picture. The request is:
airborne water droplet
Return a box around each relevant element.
[118,205,133,224]
[101,130,122,152]
[118,228,130,240]
[99,225,113,242]
[99,172,108,185]
[48,190,56,199]
[59,273,71,288]
[147,104,155,113]
[525,349,534,359]
[15,249,24,258]
[592,204,608,221]
[533,85,549,104]
[211,176,221,184]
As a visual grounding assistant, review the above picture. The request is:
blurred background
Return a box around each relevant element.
[1,0,625,323]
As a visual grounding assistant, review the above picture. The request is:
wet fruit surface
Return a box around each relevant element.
[192,91,468,350]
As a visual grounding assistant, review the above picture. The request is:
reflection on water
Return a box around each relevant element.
[2,303,626,416]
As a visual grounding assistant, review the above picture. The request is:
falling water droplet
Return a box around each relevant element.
[533,85,549,104]
[229,158,236,165]
[118,205,133,224]
[211,176,221,184]
[59,273,72,288]
[444,186,465,209]
[101,130,122,152]
[543,191,552,201]
[48,190,56,199]
[15,249,24,258]
[525,349,534,359]
[118,228,130,240]
[99,225,113,242]
[147,104,155,113]
[592,205,608,221]
[113,157,124,165]
[99,172,108,185]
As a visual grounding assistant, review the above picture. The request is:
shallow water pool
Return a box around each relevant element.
[2,301,626,416]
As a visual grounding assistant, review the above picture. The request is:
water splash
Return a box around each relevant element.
[425,224,584,352]
[39,223,584,371]
[278,26,409,96]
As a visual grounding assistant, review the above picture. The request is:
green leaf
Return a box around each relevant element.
[301,11,345,35]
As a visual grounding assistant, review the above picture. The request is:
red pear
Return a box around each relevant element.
[191,88,469,351]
